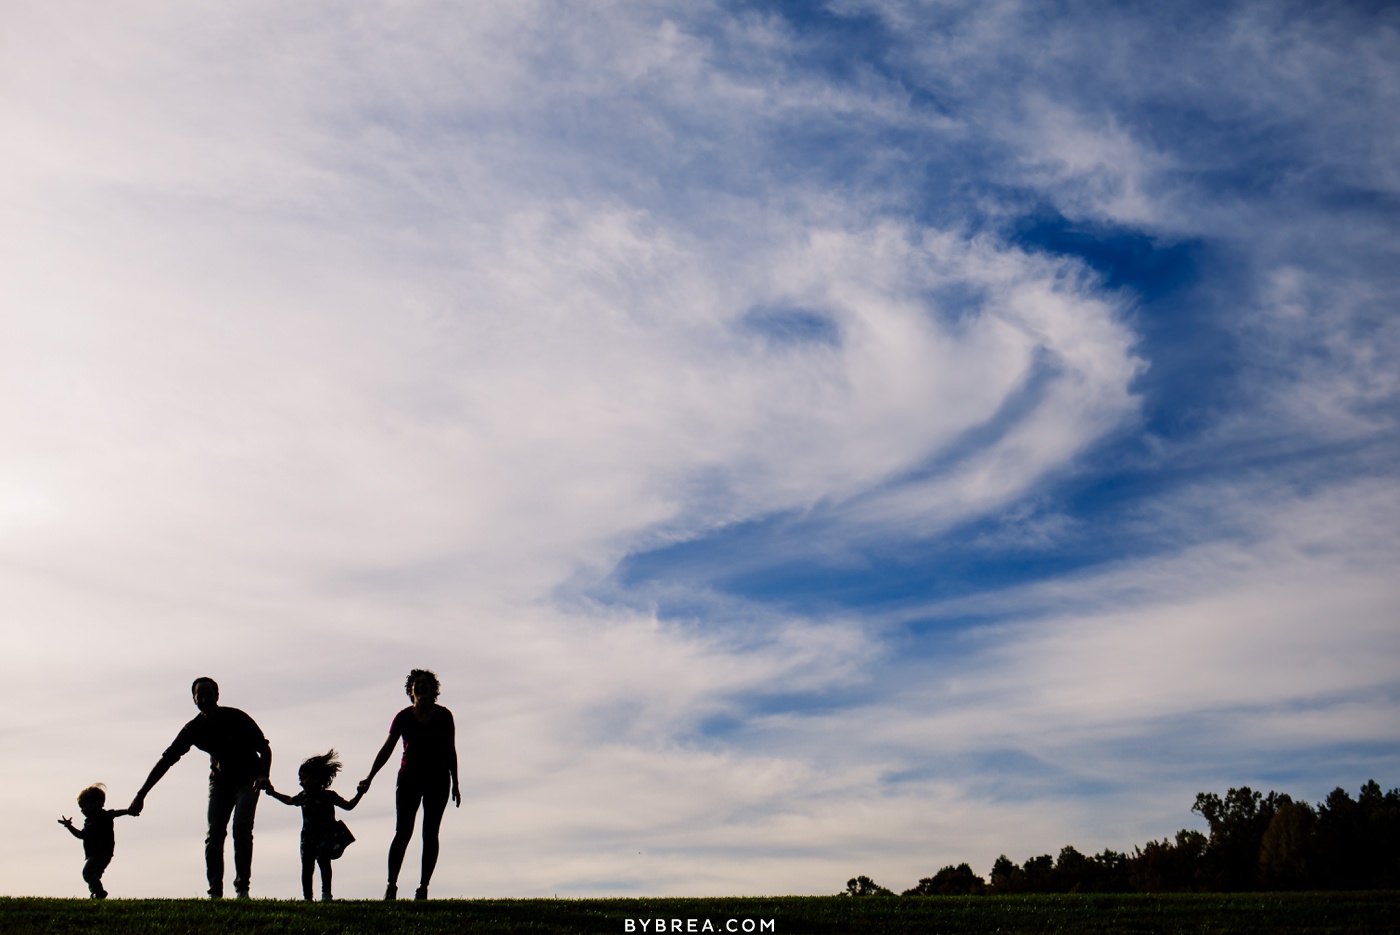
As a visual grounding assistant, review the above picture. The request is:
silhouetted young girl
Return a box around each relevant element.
[265,750,363,900]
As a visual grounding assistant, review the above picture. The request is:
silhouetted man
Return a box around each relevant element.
[129,677,272,899]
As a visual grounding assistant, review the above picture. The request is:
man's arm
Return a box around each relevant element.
[131,722,195,815]
[129,754,179,815]
[255,732,272,789]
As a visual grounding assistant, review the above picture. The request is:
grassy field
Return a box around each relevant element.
[3,892,1398,935]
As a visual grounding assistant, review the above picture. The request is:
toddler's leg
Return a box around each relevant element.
[319,855,333,900]
[83,855,111,899]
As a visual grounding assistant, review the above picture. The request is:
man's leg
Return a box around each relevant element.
[229,781,259,897]
[205,782,237,898]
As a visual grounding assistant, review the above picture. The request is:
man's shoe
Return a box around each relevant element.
[414,885,428,900]
[384,883,397,900]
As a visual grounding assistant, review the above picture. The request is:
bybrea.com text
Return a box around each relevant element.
[624,919,775,933]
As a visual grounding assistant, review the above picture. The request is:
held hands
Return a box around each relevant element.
[357,778,372,795]
[127,795,144,817]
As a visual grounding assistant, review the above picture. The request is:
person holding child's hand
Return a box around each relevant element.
[358,668,460,901]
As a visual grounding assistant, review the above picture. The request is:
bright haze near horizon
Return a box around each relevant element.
[3,0,1398,900]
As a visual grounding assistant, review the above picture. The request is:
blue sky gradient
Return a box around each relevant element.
[3,0,1397,899]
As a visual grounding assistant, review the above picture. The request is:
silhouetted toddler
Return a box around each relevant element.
[58,784,131,898]
[266,749,363,900]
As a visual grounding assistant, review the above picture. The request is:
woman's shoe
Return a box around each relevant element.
[414,885,428,900]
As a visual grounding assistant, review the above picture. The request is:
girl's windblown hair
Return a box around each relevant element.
[298,750,343,790]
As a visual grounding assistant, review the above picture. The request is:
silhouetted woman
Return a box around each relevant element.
[359,669,460,900]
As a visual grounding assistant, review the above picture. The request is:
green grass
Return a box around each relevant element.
[3,893,1398,935]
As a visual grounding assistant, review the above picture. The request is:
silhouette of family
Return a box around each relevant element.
[58,669,459,901]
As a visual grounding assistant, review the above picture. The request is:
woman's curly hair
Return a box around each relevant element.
[405,668,440,702]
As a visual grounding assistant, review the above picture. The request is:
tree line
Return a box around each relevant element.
[845,780,1400,896]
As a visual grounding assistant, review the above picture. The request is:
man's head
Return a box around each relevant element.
[191,677,220,714]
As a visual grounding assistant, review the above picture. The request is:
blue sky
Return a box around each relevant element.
[2,0,1397,898]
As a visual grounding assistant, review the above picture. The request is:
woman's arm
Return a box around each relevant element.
[358,729,399,794]
[448,709,461,808]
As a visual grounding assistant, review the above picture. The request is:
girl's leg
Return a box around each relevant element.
[300,851,315,901]
[417,774,451,894]
[319,855,333,900]
[388,779,425,890]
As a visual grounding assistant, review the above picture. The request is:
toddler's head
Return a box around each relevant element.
[76,784,106,815]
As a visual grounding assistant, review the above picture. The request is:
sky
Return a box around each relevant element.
[2,0,1398,900]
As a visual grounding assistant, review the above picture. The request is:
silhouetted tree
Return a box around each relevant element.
[1022,854,1054,892]
[1316,785,1361,888]
[1086,849,1132,892]
[1316,781,1400,889]
[1128,829,1208,892]
[1052,846,1088,892]
[1259,800,1318,890]
[903,863,986,896]
[844,875,893,896]
[1193,787,1285,889]
[851,777,1397,898]
[988,854,1023,894]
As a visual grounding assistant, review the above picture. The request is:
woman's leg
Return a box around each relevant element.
[417,773,451,892]
[388,779,425,889]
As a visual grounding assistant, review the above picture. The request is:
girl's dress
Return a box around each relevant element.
[290,789,355,859]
